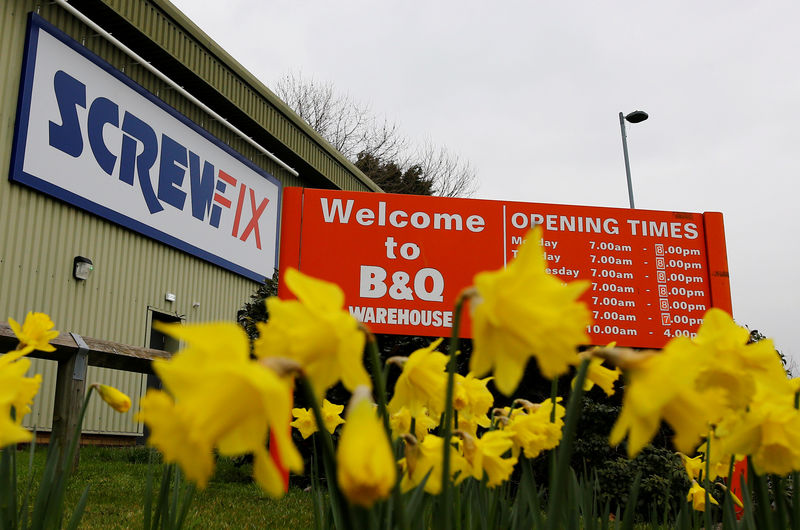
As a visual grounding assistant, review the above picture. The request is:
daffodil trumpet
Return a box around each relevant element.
[336,386,396,512]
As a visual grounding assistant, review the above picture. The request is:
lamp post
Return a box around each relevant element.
[619,110,648,208]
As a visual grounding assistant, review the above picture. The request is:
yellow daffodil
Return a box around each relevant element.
[254,269,370,397]
[492,405,525,423]
[457,415,483,438]
[679,452,704,481]
[460,430,518,488]
[320,400,345,432]
[8,312,59,355]
[469,227,591,395]
[291,399,345,438]
[609,340,724,457]
[0,356,42,448]
[453,373,494,429]
[91,383,131,413]
[0,409,34,448]
[575,356,621,397]
[390,406,437,442]
[336,387,396,508]
[691,309,791,411]
[138,322,302,496]
[399,434,468,495]
[504,398,565,459]
[137,390,215,487]
[719,397,800,475]
[695,436,738,481]
[608,310,794,458]
[687,480,718,512]
[388,339,448,419]
[291,408,317,439]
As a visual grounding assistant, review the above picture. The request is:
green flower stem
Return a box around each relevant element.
[364,334,409,530]
[31,386,96,530]
[751,459,776,530]
[546,357,589,530]
[298,377,336,475]
[793,472,800,530]
[726,455,736,491]
[793,391,799,530]
[365,332,391,436]
[725,452,737,521]
[0,445,15,529]
[549,377,559,481]
[297,375,354,530]
[441,291,468,530]
[704,433,712,530]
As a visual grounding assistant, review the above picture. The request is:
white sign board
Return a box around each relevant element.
[10,14,281,282]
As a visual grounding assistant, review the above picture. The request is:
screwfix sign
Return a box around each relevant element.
[279,188,732,349]
[10,14,281,281]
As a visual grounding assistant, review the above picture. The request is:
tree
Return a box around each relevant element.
[274,71,478,197]
[237,270,278,342]
[415,141,478,198]
[354,153,433,196]
[749,327,795,376]
[274,72,406,162]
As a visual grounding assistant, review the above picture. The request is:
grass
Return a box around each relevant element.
[13,445,314,529]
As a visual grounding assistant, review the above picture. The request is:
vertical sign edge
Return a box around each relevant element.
[702,211,733,315]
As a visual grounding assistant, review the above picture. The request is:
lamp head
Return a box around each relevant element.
[625,110,649,124]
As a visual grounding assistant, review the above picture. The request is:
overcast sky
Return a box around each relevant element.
[171,0,800,365]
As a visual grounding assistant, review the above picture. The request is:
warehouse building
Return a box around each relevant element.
[0,0,380,440]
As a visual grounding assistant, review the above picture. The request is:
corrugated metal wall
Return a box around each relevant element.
[106,0,376,192]
[1,0,372,436]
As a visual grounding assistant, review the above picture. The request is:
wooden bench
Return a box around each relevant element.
[1,323,170,467]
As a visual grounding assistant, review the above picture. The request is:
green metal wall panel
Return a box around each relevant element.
[103,0,377,192]
[1,0,282,435]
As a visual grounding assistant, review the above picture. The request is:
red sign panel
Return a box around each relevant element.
[279,188,731,349]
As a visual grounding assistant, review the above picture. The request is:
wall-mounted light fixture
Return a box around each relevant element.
[73,256,94,280]
[165,292,176,303]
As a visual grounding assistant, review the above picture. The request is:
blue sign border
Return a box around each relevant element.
[9,13,282,283]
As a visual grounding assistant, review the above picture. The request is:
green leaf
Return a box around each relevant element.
[792,471,800,530]
[751,461,775,530]
[404,469,430,519]
[620,471,641,530]
[175,483,195,530]
[153,463,172,530]
[1,447,15,530]
[18,431,38,529]
[546,358,590,530]
[65,485,90,530]
[30,441,62,530]
[721,487,737,530]
[143,450,155,530]
[739,471,758,530]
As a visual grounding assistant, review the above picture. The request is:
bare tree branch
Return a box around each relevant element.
[414,141,479,198]
[274,71,479,197]
[274,71,407,160]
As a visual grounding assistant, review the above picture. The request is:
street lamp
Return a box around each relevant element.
[619,110,649,208]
